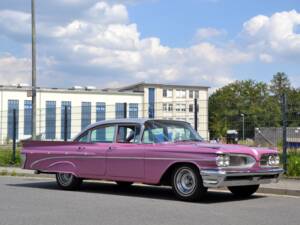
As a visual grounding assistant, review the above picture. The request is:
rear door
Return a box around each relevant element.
[106,124,145,179]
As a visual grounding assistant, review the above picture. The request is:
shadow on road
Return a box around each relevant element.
[7,179,266,204]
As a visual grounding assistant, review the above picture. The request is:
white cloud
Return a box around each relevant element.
[195,27,225,40]
[242,10,300,61]
[0,1,254,89]
[0,54,31,85]
[259,53,273,63]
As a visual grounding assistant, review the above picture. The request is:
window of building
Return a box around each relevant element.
[148,88,155,118]
[163,89,167,97]
[7,100,19,140]
[90,125,115,143]
[181,104,186,112]
[195,90,199,99]
[116,103,125,119]
[96,102,106,121]
[45,101,56,139]
[163,103,167,112]
[189,90,193,99]
[24,100,32,135]
[163,89,173,98]
[168,104,173,112]
[129,103,139,118]
[189,104,193,113]
[61,101,71,140]
[176,89,186,98]
[176,104,181,112]
[81,102,91,130]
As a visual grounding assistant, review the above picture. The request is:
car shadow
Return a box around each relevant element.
[7,179,266,204]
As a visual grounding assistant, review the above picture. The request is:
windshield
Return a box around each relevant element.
[142,120,203,143]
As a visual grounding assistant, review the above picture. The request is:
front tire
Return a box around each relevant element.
[228,185,259,198]
[172,165,207,201]
[56,173,82,190]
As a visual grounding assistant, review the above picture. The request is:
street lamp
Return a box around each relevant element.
[241,114,245,141]
[31,0,37,140]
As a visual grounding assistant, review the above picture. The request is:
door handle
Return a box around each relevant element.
[108,146,117,152]
[77,146,86,151]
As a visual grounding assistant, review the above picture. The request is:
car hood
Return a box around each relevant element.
[159,142,278,161]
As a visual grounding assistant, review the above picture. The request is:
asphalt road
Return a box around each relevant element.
[0,176,299,225]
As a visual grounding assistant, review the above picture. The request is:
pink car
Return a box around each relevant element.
[21,119,283,201]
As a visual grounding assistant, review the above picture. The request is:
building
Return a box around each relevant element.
[0,82,209,144]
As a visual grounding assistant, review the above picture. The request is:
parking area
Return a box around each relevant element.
[0,176,299,225]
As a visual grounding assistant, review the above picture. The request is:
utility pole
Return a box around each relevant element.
[241,114,245,141]
[31,0,37,140]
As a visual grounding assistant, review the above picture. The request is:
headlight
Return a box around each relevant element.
[267,155,280,167]
[260,154,280,167]
[216,154,230,167]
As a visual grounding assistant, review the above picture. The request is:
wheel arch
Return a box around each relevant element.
[159,162,201,186]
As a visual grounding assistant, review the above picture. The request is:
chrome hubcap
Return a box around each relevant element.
[175,168,196,196]
[57,173,73,186]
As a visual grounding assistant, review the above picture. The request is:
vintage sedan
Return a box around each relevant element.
[21,119,283,201]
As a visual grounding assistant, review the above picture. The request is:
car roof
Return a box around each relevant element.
[73,118,190,140]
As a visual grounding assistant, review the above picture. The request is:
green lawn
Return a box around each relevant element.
[0,147,21,167]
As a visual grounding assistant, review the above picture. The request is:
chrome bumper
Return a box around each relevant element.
[200,168,284,188]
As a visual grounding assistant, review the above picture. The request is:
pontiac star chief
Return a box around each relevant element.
[21,119,283,201]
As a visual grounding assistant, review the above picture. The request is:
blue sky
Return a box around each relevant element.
[0,0,299,90]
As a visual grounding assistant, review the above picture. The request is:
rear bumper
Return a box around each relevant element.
[200,168,284,188]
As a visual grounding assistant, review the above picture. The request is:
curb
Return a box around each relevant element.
[257,187,300,197]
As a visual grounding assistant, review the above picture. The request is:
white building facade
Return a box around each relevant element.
[0,82,209,144]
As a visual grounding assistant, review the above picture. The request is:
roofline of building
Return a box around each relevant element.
[118,82,210,91]
[0,85,143,96]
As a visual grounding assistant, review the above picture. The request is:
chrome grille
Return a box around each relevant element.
[229,154,256,168]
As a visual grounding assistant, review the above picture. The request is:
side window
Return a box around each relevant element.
[116,125,140,143]
[142,127,166,143]
[90,125,115,143]
[78,132,89,142]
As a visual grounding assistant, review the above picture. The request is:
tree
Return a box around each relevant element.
[209,80,281,139]
[270,72,291,97]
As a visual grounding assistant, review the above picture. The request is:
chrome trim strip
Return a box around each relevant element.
[30,155,214,168]
[200,168,284,188]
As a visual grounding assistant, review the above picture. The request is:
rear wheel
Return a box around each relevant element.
[56,173,82,190]
[172,165,207,201]
[228,185,259,198]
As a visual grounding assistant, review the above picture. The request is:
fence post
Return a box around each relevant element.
[123,102,127,118]
[12,109,17,163]
[194,99,198,132]
[281,93,288,174]
[64,105,68,141]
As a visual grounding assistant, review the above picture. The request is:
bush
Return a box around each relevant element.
[0,148,21,167]
[286,151,300,177]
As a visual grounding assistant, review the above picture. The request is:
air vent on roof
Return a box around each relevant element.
[85,86,96,90]
[18,83,30,88]
[71,86,83,90]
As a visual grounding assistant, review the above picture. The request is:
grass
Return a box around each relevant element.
[285,151,300,177]
[0,147,21,167]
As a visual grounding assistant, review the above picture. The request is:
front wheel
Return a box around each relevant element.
[172,166,207,201]
[56,173,82,190]
[228,185,259,198]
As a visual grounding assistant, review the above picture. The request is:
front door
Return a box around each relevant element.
[106,124,144,179]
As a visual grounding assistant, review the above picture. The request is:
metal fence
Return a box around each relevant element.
[2,99,208,146]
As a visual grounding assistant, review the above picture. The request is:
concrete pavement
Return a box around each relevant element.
[0,176,299,225]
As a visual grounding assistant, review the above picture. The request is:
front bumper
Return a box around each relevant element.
[200,168,284,188]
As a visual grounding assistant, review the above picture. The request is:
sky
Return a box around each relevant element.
[0,0,299,90]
